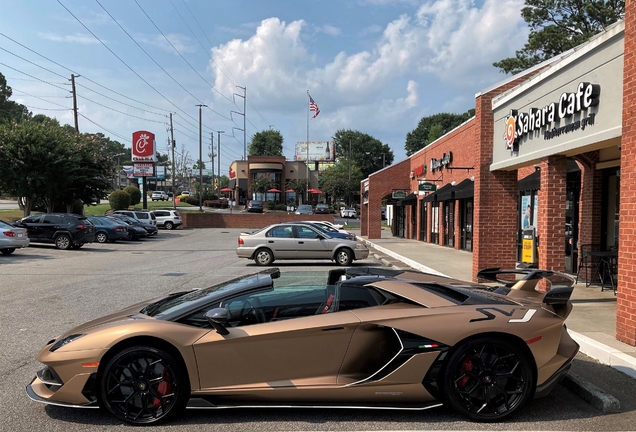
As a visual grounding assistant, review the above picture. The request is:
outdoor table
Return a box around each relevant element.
[587,250,618,295]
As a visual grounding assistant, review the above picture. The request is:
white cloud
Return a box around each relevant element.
[39,32,100,44]
[360,24,384,35]
[320,25,342,36]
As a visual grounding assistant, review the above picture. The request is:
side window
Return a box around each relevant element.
[43,215,63,224]
[266,225,293,238]
[23,215,42,223]
[295,226,319,239]
[155,211,168,217]
[337,286,384,311]
[135,212,149,220]
[178,302,221,328]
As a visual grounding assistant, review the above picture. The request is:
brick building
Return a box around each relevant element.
[361,19,636,345]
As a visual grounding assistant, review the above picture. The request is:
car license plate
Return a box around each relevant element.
[17,233,24,237]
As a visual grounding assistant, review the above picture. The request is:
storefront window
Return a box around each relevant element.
[604,169,620,249]
[444,202,454,247]
[431,203,440,244]
[420,201,427,242]
[461,199,473,252]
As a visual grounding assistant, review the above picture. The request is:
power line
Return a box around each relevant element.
[11,87,71,109]
[57,0,205,132]
[136,0,235,108]
[76,83,166,116]
[94,0,225,128]
[180,0,272,131]
[78,112,130,142]
[76,94,165,123]
[0,62,69,92]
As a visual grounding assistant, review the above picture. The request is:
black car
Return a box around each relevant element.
[246,200,263,213]
[108,214,158,236]
[14,213,95,250]
[104,216,148,240]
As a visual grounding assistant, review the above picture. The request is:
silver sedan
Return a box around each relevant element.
[236,222,369,266]
[0,219,29,255]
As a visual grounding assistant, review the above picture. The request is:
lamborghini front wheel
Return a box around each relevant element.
[99,345,189,425]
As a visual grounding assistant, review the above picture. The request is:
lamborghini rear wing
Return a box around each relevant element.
[476,268,575,305]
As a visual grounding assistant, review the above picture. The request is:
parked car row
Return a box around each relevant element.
[1,209,182,253]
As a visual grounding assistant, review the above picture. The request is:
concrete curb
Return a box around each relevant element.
[561,372,621,413]
[569,331,636,380]
[360,238,448,277]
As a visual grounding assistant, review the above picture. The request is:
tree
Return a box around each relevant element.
[404,110,475,156]
[0,118,77,216]
[494,0,624,74]
[250,176,273,200]
[248,129,284,156]
[285,178,307,206]
[332,130,394,178]
[319,161,363,204]
[218,175,229,189]
[193,159,206,170]
[0,72,30,124]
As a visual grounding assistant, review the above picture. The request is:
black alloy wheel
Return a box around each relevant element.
[99,345,189,425]
[164,222,174,230]
[1,248,15,255]
[54,234,71,250]
[440,337,534,421]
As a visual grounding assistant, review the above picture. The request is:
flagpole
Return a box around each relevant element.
[306,90,310,204]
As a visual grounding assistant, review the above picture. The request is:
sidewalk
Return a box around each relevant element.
[353,228,636,380]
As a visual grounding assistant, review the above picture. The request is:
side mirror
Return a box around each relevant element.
[204,308,230,335]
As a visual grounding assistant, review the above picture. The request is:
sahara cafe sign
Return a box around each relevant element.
[503,82,600,150]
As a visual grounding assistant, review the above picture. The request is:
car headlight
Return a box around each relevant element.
[355,243,366,249]
[49,334,85,352]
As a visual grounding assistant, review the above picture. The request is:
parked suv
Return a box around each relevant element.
[151,191,169,201]
[151,210,182,230]
[113,210,157,226]
[14,213,95,250]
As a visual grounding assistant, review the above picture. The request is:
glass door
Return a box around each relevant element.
[444,201,455,247]
[419,201,427,241]
[431,203,440,244]
[461,199,473,252]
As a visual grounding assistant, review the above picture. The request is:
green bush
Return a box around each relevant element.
[123,186,141,205]
[265,201,276,210]
[109,190,130,210]
[275,204,287,211]
[185,196,200,205]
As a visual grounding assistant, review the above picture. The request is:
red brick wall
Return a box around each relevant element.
[362,159,411,238]
[619,0,636,345]
[576,154,603,282]
[181,213,334,229]
[537,156,567,276]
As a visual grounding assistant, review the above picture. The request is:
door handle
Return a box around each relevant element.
[322,326,346,331]
[298,241,304,244]
[268,240,274,243]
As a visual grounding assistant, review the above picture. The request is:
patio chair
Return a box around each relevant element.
[575,244,601,286]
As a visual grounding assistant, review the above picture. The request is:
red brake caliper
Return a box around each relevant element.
[458,357,473,388]
[153,368,172,409]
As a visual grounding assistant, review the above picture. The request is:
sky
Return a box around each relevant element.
[0,0,529,178]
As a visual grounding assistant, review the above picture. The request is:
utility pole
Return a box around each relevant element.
[233,86,246,159]
[169,113,176,210]
[210,132,214,197]
[383,153,386,169]
[70,74,79,133]
[196,104,207,212]
[348,138,352,206]
[217,130,224,197]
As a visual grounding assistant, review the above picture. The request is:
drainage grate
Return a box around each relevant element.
[162,272,186,277]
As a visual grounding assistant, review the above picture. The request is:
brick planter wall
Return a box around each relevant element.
[181,212,335,229]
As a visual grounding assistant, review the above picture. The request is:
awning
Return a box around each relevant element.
[518,170,540,191]
[453,178,474,200]
[435,183,455,201]
[396,192,417,206]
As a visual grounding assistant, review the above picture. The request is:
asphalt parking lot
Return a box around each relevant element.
[1,228,636,431]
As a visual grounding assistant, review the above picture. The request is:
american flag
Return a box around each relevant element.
[309,94,320,118]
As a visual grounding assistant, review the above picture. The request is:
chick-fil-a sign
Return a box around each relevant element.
[132,130,156,162]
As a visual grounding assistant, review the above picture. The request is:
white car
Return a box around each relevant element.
[150,210,182,230]
[112,210,157,226]
[340,207,357,218]
[301,220,348,233]
[151,191,169,201]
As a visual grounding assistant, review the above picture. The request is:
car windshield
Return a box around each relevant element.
[298,205,312,211]
[317,204,328,208]
[147,273,273,319]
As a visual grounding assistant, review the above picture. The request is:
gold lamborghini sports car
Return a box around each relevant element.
[27,267,579,425]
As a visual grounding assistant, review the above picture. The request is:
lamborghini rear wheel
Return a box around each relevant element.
[440,337,534,421]
[99,345,189,425]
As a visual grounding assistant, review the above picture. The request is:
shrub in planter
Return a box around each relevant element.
[275,204,287,211]
[265,201,276,210]
[109,190,130,210]
[123,186,141,205]
[185,196,200,206]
